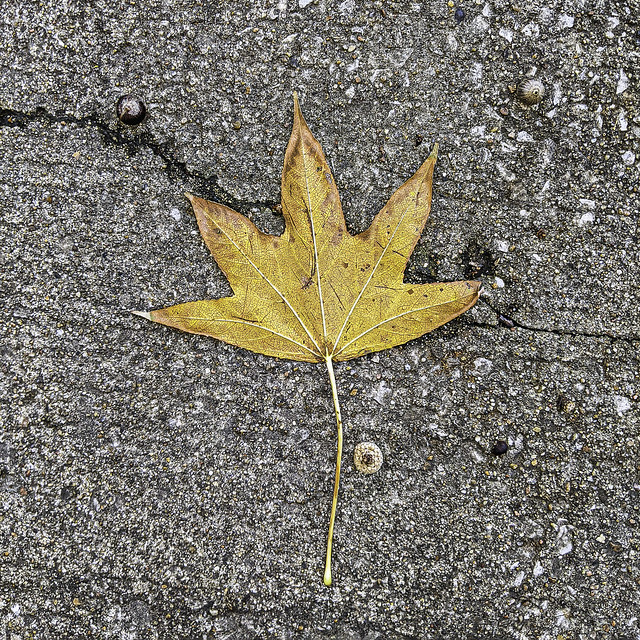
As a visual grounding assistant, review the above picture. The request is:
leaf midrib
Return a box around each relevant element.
[298,118,329,356]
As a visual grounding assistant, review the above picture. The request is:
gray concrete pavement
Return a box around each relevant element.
[1,1,638,638]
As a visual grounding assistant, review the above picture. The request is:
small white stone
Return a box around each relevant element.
[494,277,505,288]
[169,207,182,222]
[617,69,629,94]
[539,7,554,22]
[513,571,525,587]
[471,15,489,33]
[338,0,355,15]
[618,110,628,131]
[372,380,391,405]
[496,163,516,181]
[496,240,509,253]
[579,212,595,226]
[469,62,483,83]
[558,14,574,28]
[596,534,606,543]
[517,131,534,142]
[621,150,636,166]
[614,395,631,414]
[558,541,573,555]
[499,27,513,42]
[473,357,493,376]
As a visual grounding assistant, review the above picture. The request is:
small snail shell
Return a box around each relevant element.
[516,78,545,105]
[354,442,383,474]
[116,94,147,125]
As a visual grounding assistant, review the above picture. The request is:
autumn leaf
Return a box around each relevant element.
[134,94,480,585]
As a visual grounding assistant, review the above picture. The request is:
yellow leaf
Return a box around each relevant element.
[135,94,480,585]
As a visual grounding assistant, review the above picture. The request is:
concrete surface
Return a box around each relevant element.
[1,1,639,638]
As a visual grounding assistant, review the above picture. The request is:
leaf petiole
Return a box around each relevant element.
[323,355,343,587]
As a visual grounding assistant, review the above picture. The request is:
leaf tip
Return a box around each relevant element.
[292,91,305,127]
[132,310,152,321]
[430,142,439,160]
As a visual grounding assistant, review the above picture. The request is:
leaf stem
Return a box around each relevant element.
[323,355,343,587]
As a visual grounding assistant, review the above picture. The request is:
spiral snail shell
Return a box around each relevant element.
[116,94,147,125]
[354,442,383,474]
[516,78,545,105]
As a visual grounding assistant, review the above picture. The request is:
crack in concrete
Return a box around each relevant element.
[0,106,279,215]
[474,298,639,344]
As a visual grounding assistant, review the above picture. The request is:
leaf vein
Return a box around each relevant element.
[203,210,323,355]
[298,119,328,354]
[330,175,429,356]
[170,316,320,358]
[333,292,476,358]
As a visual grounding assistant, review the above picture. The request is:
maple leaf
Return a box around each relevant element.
[134,94,480,585]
